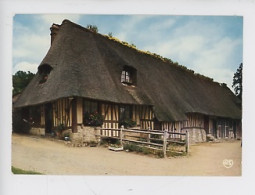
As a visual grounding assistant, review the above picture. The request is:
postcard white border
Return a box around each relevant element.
[1,0,255,195]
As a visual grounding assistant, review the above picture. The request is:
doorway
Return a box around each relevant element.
[204,116,209,134]
[213,119,217,138]
[45,103,53,133]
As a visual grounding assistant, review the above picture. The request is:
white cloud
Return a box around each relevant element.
[199,68,235,89]
[13,33,49,61]
[13,14,79,73]
[192,37,241,70]
[13,14,82,64]
[145,35,206,62]
[141,20,242,90]
[13,61,38,74]
[115,15,156,42]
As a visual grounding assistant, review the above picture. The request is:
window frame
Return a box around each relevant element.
[83,99,99,115]
[119,105,132,122]
[121,66,137,86]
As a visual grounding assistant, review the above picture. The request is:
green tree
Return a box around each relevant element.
[13,71,35,95]
[232,63,242,99]
[86,24,98,33]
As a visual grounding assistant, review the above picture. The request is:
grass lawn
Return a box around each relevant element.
[12,166,42,175]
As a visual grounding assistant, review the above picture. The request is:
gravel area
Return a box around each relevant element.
[12,133,241,176]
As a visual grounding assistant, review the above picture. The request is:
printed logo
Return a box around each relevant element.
[223,159,234,169]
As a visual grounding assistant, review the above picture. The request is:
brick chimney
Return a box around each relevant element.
[50,23,60,45]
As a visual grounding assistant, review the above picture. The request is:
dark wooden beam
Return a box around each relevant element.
[72,98,77,133]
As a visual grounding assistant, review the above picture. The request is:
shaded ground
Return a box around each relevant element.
[12,133,241,176]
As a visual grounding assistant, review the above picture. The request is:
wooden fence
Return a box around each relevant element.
[97,126,190,158]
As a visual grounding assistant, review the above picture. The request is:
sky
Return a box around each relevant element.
[13,14,243,90]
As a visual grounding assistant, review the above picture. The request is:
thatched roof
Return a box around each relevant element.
[14,19,241,121]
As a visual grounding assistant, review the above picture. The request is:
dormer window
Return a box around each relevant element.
[38,64,52,84]
[121,65,137,86]
[121,70,131,83]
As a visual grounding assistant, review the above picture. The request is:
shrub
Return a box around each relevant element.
[86,24,98,33]
[124,143,151,155]
[56,123,66,131]
[123,143,186,158]
[166,150,187,157]
[119,118,136,128]
[150,134,163,144]
[89,141,97,147]
[156,151,164,158]
[53,123,66,137]
[108,32,113,37]
[100,137,119,145]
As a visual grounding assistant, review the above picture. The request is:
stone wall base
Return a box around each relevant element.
[70,125,100,146]
[29,127,45,136]
[184,128,206,145]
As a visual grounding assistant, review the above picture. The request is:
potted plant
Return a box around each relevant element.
[55,123,66,138]
[63,133,70,141]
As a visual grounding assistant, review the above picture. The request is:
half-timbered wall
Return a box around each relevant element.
[215,118,235,139]
[52,98,72,128]
[101,103,119,137]
[183,113,205,129]
[102,103,119,129]
[38,98,241,140]
[160,114,238,140]
[77,98,83,125]
[100,103,154,137]
[161,121,183,138]
[133,105,154,129]
[235,120,242,139]
[101,103,154,130]
[160,113,205,139]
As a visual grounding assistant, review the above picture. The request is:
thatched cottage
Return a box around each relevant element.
[14,19,242,142]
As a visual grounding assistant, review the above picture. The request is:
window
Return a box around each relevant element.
[119,105,131,121]
[119,105,132,121]
[83,99,103,126]
[121,66,137,86]
[38,64,52,84]
[119,105,135,128]
[121,70,131,83]
[83,100,98,114]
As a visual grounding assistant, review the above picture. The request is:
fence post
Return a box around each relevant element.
[148,127,151,143]
[163,130,167,158]
[185,130,190,153]
[120,125,124,147]
[97,128,102,146]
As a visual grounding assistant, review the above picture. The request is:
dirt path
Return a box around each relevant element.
[12,133,242,176]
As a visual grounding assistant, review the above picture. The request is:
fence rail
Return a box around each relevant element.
[97,126,189,158]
